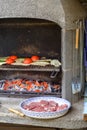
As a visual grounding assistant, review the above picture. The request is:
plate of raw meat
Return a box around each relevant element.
[19,96,71,119]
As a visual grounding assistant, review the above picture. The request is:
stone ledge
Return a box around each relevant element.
[0,97,86,129]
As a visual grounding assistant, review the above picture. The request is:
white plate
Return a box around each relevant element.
[19,96,71,119]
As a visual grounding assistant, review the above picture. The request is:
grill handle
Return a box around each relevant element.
[50,71,58,78]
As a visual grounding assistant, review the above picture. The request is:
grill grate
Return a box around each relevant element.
[0,64,60,72]
[0,18,62,98]
[0,90,62,98]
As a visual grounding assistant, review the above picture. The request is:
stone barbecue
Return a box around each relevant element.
[0,0,86,103]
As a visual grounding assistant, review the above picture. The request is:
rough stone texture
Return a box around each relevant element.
[62,29,74,103]
[0,0,85,29]
[36,0,65,28]
[62,69,73,102]
[61,0,86,29]
[62,29,74,69]
[0,0,36,18]
[0,97,86,129]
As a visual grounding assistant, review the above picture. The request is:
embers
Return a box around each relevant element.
[0,78,60,93]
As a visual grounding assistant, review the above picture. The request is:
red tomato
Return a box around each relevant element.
[6,58,15,64]
[31,55,40,61]
[9,55,17,60]
[23,58,32,64]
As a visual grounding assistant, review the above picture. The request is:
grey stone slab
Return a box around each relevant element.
[62,69,73,102]
[62,28,83,103]
[36,0,65,28]
[62,29,74,69]
[0,0,85,29]
[0,0,36,18]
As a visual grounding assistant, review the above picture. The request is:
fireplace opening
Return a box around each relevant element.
[0,18,61,59]
[0,18,62,97]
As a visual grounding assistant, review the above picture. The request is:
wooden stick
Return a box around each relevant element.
[83,114,87,121]
[8,108,25,117]
[75,28,79,49]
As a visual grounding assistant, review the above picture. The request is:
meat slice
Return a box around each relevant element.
[40,100,49,107]
[44,104,58,112]
[57,104,68,111]
[49,100,58,107]
[31,106,45,112]
[23,102,40,110]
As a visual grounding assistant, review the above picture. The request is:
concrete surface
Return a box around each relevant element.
[0,0,85,29]
[0,97,86,129]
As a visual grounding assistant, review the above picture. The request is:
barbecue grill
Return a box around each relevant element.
[0,18,62,98]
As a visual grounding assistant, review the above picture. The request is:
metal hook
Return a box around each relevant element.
[50,71,58,78]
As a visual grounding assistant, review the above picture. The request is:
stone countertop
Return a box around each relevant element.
[0,97,87,129]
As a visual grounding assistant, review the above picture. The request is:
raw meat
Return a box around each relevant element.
[23,99,68,112]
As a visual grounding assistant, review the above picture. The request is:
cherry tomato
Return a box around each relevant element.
[23,58,32,64]
[31,55,40,61]
[9,55,17,60]
[6,58,15,64]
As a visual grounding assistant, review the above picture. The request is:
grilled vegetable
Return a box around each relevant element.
[50,60,61,67]
[9,55,17,60]
[23,58,33,64]
[6,58,15,64]
[0,57,8,62]
[30,61,50,66]
[31,55,40,61]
